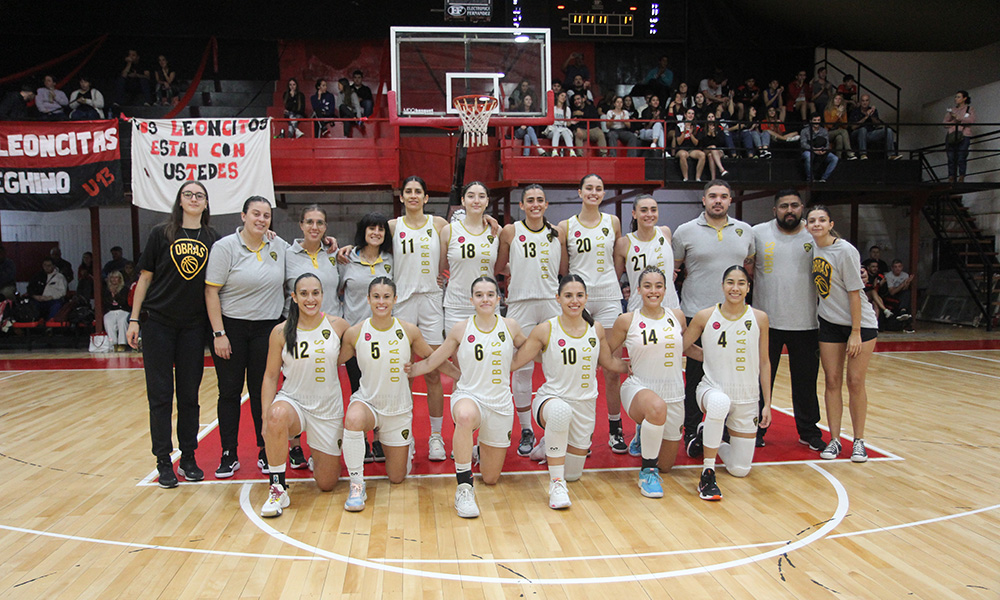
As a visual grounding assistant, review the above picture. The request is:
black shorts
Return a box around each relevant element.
[818,317,877,344]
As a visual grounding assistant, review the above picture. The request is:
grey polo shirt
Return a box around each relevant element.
[812,238,878,329]
[672,212,755,317]
[752,220,818,331]
[339,249,394,325]
[205,228,286,321]
[284,239,342,318]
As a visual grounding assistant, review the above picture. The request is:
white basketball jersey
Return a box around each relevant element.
[624,231,680,312]
[567,213,621,301]
[535,317,599,402]
[444,222,498,308]
[507,221,561,302]
[352,318,412,415]
[699,305,761,404]
[280,318,343,419]
[393,216,440,299]
[452,316,515,414]
[623,309,684,401]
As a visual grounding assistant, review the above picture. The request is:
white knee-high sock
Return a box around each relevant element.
[343,430,366,483]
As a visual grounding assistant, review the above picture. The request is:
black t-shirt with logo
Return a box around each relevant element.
[137,223,220,328]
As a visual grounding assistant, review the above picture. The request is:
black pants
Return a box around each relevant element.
[682,316,705,437]
[143,318,207,459]
[760,328,822,440]
[213,316,280,452]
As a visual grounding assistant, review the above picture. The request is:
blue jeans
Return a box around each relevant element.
[741,130,770,155]
[851,127,895,155]
[803,151,838,181]
[514,126,540,155]
[946,135,971,177]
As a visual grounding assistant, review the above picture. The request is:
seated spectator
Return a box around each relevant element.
[102,246,128,278]
[691,91,711,121]
[508,80,535,111]
[636,94,667,153]
[634,55,674,106]
[698,70,726,106]
[543,90,574,156]
[761,105,798,152]
[762,79,785,121]
[943,90,975,183]
[884,259,916,332]
[867,246,889,275]
[566,74,593,104]
[36,75,69,120]
[561,52,590,89]
[622,95,638,116]
[28,258,67,319]
[0,245,15,301]
[849,94,901,160]
[0,83,36,120]
[674,108,706,182]
[49,246,74,285]
[310,78,337,138]
[811,67,834,114]
[514,94,545,156]
[733,77,760,121]
[103,270,132,350]
[801,113,838,182]
[76,251,94,302]
[714,97,738,154]
[602,95,640,157]
[69,76,105,120]
[666,91,686,121]
[337,78,364,137]
[569,92,606,156]
[551,81,563,97]
[122,261,137,286]
[675,81,694,109]
[823,93,854,159]
[351,70,374,117]
[837,74,859,107]
[596,88,617,117]
[282,78,306,138]
[863,258,894,323]
[701,112,728,178]
[785,70,814,124]
[114,49,153,106]
[154,55,178,106]
[736,105,770,158]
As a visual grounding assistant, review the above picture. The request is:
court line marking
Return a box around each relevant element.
[943,350,1000,363]
[238,463,849,584]
[877,353,1000,380]
[770,406,904,461]
[828,503,1000,539]
[0,371,29,382]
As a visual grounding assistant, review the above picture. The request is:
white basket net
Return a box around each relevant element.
[454,95,499,147]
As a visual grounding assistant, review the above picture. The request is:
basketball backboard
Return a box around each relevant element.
[390,27,553,127]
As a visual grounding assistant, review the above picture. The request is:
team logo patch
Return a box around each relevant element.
[328,256,337,266]
[667,318,675,327]
[804,242,813,252]
[753,416,759,427]
[395,329,404,340]
[426,229,433,237]
[338,438,343,449]
[487,235,494,243]
[745,320,753,330]
[402,429,410,440]
[507,431,512,441]
[712,321,721,330]
[602,227,609,236]
[574,231,582,238]
[659,237,665,245]
[458,236,466,244]
[812,257,832,299]
[384,264,391,273]
[735,228,744,237]
[519,234,526,242]
[322,329,331,340]
[269,251,278,261]
[547,232,556,242]
[498,331,506,342]
[588,337,597,348]
[364,332,372,341]
[169,238,209,281]
[467,334,476,343]
[558,338,566,347]
[639,321,646,329]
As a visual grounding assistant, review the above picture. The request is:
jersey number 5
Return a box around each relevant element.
[371,341,380,359]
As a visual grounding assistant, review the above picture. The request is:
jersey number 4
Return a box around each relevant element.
[717,332,727,348]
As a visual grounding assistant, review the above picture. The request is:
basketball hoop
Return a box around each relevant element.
[453,95,499,147]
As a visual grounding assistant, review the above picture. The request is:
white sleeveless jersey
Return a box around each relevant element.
[452,316,515,414]
[699,305,761,404]
[279,317,343,419]
[535,317,600,402]
[624,231,680,312]
[567,213,621,300]
[507,221,561,302]
[622,309,684,401]
[444,221,498,308]
[352,318,412,415]
[393,216,440,299]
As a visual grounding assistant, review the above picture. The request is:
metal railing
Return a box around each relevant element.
[817,48,902,135]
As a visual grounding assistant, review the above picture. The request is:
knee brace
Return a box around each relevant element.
[564,453,586,481]
[512,365,534,409]
[541,399,572,459]
[719,435,755,477]
[701,390,732,449]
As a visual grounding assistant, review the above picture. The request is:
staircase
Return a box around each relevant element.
[922,194,999,329]
[118,79,275,119]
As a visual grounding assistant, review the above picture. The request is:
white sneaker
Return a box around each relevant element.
[428,433,446,461]
[261,483,290,518]
[548,478,571,509]
[344,481,367,512]
[454,483,480,518]
[529,435,547,462]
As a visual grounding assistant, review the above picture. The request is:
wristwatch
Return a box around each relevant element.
[213,330,226,338]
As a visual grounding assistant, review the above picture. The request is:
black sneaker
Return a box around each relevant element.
[364,439,374,464]
[686,423,704,458]
[608,429,628,454]
[216,450,240,478]
[698,468,722,501]
[289,446,308,470]
[178,454,204,481]
[257,447,269,474]
[371,440,385,463]
[517,428,535,456]
[755,432,766,448]
[798,437,826,452]
[157,458,178,489]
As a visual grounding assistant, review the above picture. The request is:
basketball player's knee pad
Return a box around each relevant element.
[701,390,731,449]
[721,436,755,477]
[512,366,533,409]
[542,399,572,459]
[564,453,586,481]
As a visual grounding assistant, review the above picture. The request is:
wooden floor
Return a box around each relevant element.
[1,324,998,599]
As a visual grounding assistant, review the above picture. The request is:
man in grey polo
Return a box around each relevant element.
[752,190,824,451]
[673,179,755,457]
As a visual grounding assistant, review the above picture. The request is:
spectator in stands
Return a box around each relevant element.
[351,70,374,118]
[762,79,785,121]
[49,246,73,285]
[733,77,760,121]
[36,75,69,120]
[0,83,36,120]
[761,105,797,153]
[337,78,363,138]
[0,245,15,301]
[785,70,814,124]
[282,78,306,138]
[154,55,178,106]
[849,94,901,160]
[637,94,668,154]
[944,90,975,183]
[701,112,728,178]
[122,261,137,286]
[674,108,706,182]
[622,95,638,119]
[636,55,674,105]
[837,74,858,107]
[69,76,105,120]
[884,259,915,331]
[114,49,153,106]
[102,246,128,278]
[675,81,694,109]
[666,91,686,121]
[801,113,838,182]
[811,67,834,114]
[736,105,769,158]
[570,91,606,156]
[561,52,590,89]
[543,90,574,156]
[602,95,640,157]
[76,251,94,302]
[567,74,593,104]
[863,258,894,323]
[714,97,738,154]
[596,88,617,117]
[691,91,711,121]
[29,257,67,318]
[824,92,854,159]
[867,246,889,275]
[508,80,534,111]
[103,270,131,350]
[310,78,337,138]
[513,94,545,156]
[551,81,563,97]
[698,70,726,106]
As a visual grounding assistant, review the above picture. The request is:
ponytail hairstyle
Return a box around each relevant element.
[299,204,328,224]
[722,264,750,283]
[285,273,322,350]
[637,265,667,287]
[630,194,658,232]
[521,184,558,239]
[558,273,594,326]
[805,204,840,238]
[470,275,499,295]
[368,275,396,296]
